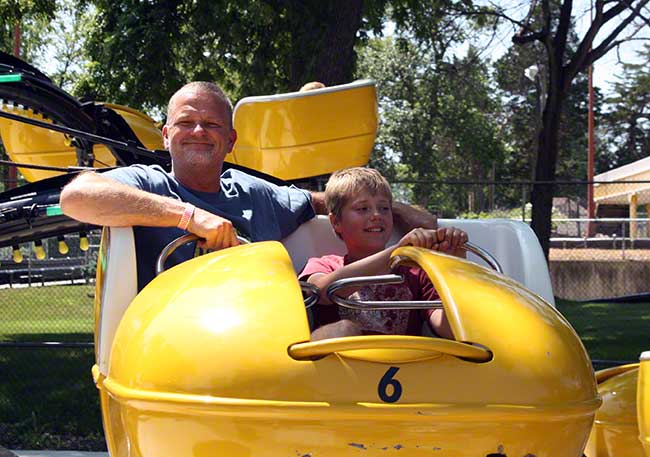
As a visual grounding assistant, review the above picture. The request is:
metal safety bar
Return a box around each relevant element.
[326,241,501,311]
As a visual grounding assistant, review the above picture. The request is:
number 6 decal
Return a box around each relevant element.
[378,366,402,403]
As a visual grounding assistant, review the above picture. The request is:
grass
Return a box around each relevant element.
[0,285,94,338]
[0,283,648,450]
[0,284,103,451]
[556,298,650,362]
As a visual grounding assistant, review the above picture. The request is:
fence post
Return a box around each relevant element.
[622,221,626,260]
[521,184,526,222]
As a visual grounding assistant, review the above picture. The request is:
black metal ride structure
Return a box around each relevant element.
[0,51,285,251]
[0,50,173,250]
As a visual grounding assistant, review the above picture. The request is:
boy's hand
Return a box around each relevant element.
[397,227,468,253]
[434,227,468,253]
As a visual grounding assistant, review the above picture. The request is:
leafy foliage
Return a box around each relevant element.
[357,37,505,216]
[485,0,650,257]
[494,30,604,206]
[0,0,56,62]
[601,44,650,171]
[73,0,383,111]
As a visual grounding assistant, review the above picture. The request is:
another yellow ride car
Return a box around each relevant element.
[585,352,650,457]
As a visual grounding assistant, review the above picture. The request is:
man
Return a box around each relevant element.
[61,82,451,290]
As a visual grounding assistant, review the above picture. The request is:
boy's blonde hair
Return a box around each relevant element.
[325,167,392,218]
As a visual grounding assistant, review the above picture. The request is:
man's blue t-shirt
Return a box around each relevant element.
[104,165,315,290]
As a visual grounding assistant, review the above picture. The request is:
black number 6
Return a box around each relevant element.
[378,366,402,403]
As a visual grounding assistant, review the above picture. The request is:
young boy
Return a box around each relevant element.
[300,167,467,341]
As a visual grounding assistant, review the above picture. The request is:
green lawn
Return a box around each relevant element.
[0,284,102,450]
[556,299,650,362]
[0,285,94,338]
[0,283,648,450]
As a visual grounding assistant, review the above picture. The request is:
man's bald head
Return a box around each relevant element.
[167,82,234,127]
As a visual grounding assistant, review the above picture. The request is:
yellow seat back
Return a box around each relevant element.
[228,80,377,180]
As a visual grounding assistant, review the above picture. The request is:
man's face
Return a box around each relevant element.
[162,89,237,170]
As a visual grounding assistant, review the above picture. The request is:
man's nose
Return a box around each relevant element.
[191,123,207,133]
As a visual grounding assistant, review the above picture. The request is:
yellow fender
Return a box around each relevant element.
[585,365,643,457]
[640,352,650,456]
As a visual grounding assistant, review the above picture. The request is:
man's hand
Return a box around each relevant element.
[397,227,468,254]
[187,207,240,250]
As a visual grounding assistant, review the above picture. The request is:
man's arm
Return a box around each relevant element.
[392,201,437,231]
[309,191,328,215]
[60,171,238,249]
[61,171,184,227]
[309,191,437,230]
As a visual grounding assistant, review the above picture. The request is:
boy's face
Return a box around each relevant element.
[331,189,393,258]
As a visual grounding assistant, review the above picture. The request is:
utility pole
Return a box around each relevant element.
[586,0,596,237]
[8,23,21,189]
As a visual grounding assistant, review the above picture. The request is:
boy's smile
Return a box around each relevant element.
[331,190,393,261]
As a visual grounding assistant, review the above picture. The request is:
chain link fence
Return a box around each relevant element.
[392,179,650,301]
[0,231,103,450]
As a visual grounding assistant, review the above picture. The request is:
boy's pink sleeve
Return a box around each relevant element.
[416,268,440,301]
[298,255,343,281]
[401,267,441,323]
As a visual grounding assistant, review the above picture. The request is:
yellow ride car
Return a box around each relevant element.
[92,217,599,456]
[1,48,627,457]
[585,351,650,457]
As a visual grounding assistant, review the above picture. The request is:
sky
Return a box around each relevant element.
[465,0,650,95]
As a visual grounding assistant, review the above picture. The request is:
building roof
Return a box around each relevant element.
[594,156,650,205]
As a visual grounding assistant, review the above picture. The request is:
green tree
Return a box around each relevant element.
[601,44,650,170]
[0,0,56,61]
[357,37,505,216]
[72,0,476,112]
[494,31,604,199]
[33,0,93,91]
[480,0,650,258]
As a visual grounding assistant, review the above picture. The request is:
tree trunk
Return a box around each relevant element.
[313,0,363,86]
[531,84,565,260]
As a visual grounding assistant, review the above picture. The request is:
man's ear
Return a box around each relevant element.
[162,124,170,149]
[227,128,238,153]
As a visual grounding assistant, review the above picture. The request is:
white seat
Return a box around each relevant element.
[96,227,138,375]
[281,216,555,306]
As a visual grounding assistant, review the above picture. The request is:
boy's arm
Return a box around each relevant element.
[306,247,396,305]
[307,228,468,304]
